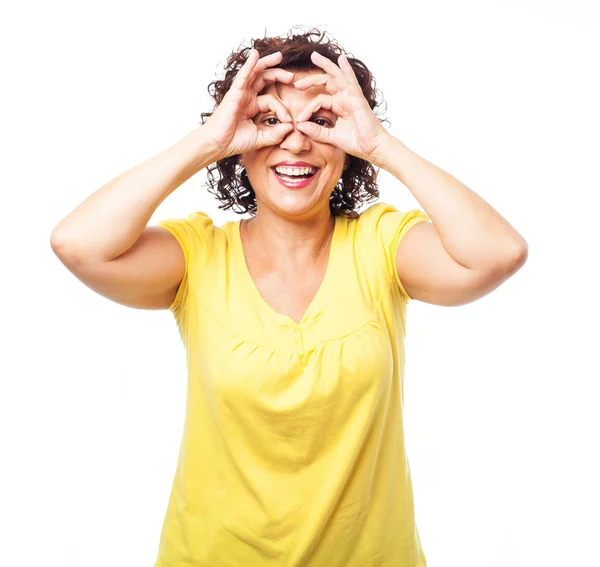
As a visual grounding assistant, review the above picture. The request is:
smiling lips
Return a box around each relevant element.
[271,166,321,189]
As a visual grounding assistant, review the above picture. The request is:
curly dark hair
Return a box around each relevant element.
[199,26,390,219]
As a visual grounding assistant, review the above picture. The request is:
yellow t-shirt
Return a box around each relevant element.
[154,201,430,567]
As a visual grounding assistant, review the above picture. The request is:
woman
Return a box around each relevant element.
[51,28,528,567]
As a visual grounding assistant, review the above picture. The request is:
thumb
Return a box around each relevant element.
[260,123,294,146]
[296,121,330,143]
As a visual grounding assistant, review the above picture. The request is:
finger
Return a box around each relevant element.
[310,51,345,85]
[257,122,294,147]
[296,93,335,122]
[296,121,333,145]
[293,73,327,89]
[254,50,285,72]
[245,51,291,94]
[293,73,338,95]
[232,50,283,91]
[255,93,292,123]
[250,68,295,93]
[231,48,261,91]
[337,53,362,90]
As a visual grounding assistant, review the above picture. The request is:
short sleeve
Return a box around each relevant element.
[360,202,430,302]
[155,210,214,314]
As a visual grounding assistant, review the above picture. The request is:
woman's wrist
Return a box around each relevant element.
[181,125,223,172]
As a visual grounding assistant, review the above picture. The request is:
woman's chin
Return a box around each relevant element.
[270,191,327,215]
[256,176,335,217]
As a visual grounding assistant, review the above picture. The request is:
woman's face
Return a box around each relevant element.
[240,70,349,220]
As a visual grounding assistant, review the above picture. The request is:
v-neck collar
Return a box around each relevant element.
[230,213,342,329]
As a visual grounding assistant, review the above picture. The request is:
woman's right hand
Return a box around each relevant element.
[201,49,295,161]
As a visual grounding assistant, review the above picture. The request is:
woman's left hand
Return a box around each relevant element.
[293,51,391,167]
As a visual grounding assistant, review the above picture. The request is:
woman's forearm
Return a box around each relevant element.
[376,134,528,271]
[50,126,219,263]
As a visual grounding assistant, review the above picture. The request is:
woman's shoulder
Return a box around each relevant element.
[357,201,402,220]
[354,200,429,233]
[348,201,402,235]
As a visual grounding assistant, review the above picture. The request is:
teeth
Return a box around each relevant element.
[274,166,316,176]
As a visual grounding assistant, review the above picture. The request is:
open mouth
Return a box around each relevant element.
[271,166,321,188]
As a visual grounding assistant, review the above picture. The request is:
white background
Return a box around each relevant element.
[2,1,599,566]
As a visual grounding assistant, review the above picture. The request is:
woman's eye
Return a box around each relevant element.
[262,116,332,126]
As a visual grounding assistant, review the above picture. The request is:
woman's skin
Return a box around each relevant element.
[236,52,391,321]
[233,49,403,323]
[239,69,348,311]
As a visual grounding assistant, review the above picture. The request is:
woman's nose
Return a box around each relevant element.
[279,121,311,150]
